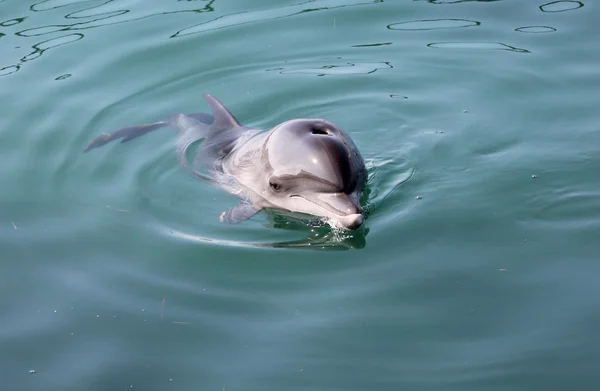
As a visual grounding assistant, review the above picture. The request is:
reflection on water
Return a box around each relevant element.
[267,61,393,76]
[55,73,71,80]
[0,0,387,77]
[1,17,26,27]
[351,42,392,48]
[388,19,480,31]
[22,33,83,61]
[0,65,19,76]
[172,0,381,38]
[0,0,217,76]
[161,222,368,251]
[428,42,530,53]
[539,1,584,12]
[18,0,216,37]
[516,26,557,33]
[419,0,501,4]
[0,33,83,75]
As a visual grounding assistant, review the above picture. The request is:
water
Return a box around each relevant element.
[1,0,599,390]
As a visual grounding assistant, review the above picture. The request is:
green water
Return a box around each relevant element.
[2,0,599,390]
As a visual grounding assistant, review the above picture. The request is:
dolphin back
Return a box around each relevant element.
[83,95,254,184]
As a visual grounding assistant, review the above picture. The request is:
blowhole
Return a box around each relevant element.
[311,127,330,135]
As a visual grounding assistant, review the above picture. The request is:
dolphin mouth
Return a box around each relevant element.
[290,194,364,229]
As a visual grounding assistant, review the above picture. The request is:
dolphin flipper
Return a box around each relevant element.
[219,202,261,224]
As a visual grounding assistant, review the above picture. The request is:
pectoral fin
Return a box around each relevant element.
[219,202,261,224]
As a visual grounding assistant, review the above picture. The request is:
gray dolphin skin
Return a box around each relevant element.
[84,95,367,229]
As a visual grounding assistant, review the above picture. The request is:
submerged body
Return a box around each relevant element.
[84,95,367,229]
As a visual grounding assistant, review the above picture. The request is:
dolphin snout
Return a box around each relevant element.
[314,193,364,229]
[340,213,364,230]
[347,213,365,229]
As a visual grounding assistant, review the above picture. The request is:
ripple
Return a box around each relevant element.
[269,61,392,76]
[427,42,530,53]
[388,19,479,31]
[173,0,380,37]
[18,0,215,37]
[1,17,26,27]
[351,42,392,48]
[526,189,600,230]
[419,0,502,3]
[515,26,557,33]
[163,225,367,251]
[31,0,96,12]
[55,73,72,80]
[363,157,416,224]
[0,65,20,76]
[30,0,128,20]
[17,11,129,37]
[540,1,584,12]
[1,32,83,76]
[22,33,84,62]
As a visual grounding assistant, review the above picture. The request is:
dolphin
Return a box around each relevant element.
[84,94,367,229]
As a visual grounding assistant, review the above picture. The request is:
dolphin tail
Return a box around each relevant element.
[83,112,215,153]
[83,121,168,152]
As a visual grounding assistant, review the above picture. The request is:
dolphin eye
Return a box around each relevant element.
[269,181,282,192]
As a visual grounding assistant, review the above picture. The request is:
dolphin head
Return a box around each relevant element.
[262,119,367,229]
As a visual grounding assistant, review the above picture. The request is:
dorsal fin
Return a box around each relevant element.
[203,94,241,131]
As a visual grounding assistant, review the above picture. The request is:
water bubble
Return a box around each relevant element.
[532,175,537,179]
[29,369,36,374]
[415,196,423,200]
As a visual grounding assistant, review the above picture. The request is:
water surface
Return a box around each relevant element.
[1,0,599,390]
